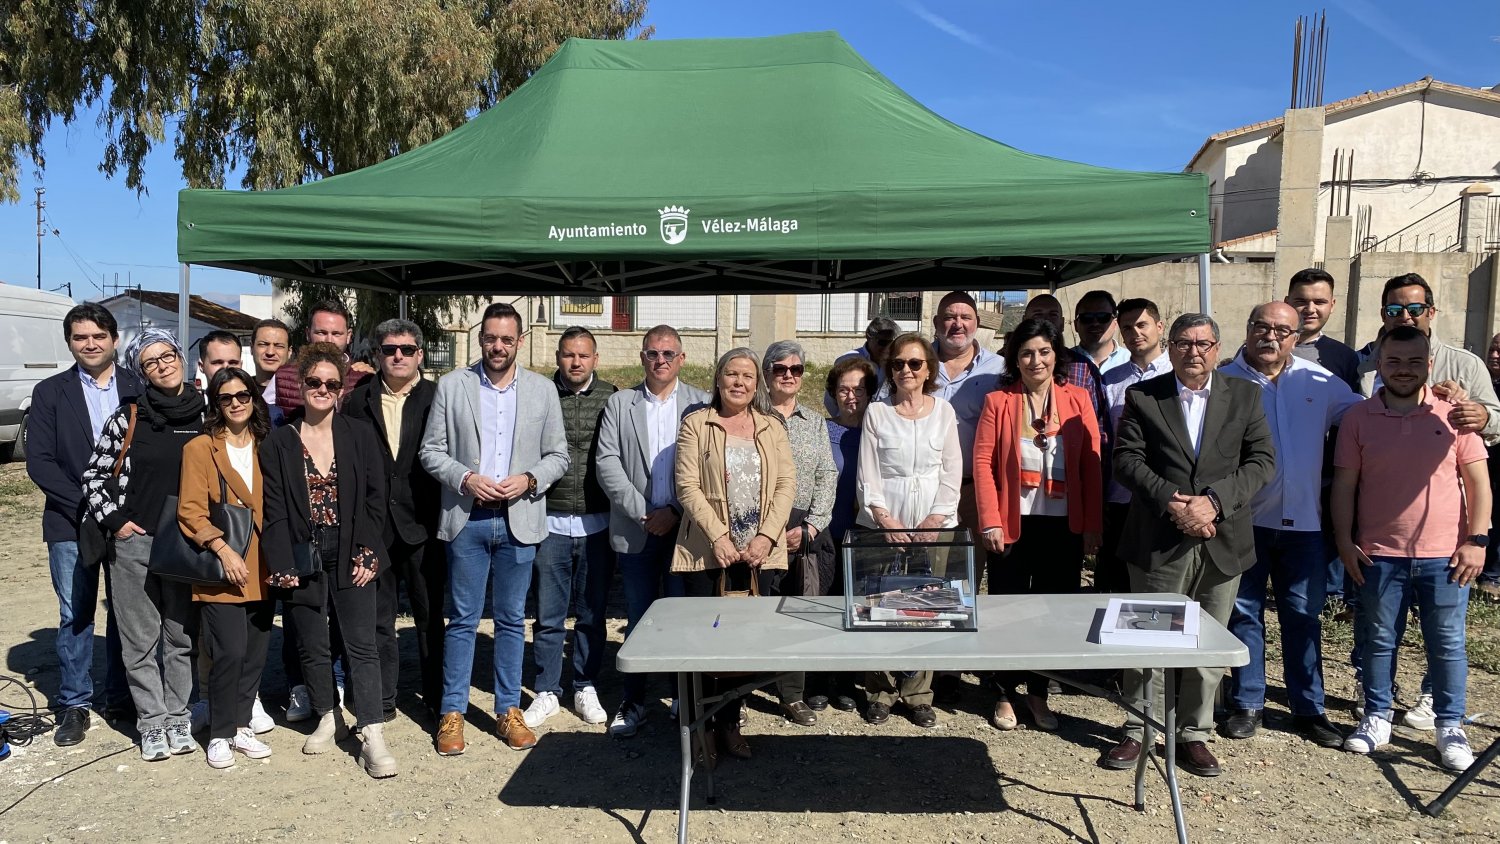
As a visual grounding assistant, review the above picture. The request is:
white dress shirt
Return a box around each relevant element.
[645,381,681,510]
[1176,374,1212,456]
[1103,352,1172,504]
[476,362,518,481]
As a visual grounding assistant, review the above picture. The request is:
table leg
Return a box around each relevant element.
[677,672,693,844]
[1163,668,1188,844]
[697,672,717,805]
[1134,669,1154,811]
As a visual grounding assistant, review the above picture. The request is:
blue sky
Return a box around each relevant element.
[0,0,1494,302]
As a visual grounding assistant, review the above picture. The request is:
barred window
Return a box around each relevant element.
[868,292,921,321]
[426,331,457,372]
[559,296,604,316]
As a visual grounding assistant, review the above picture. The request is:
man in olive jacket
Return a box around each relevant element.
[524,327,618,730]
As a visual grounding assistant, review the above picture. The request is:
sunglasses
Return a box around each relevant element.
[380,343,419,357]
[216,390,255,407]
[302,377,344,393]
[1075,311,1116,326]
[771,363,805,378]
[1031,416,1049,449]
[1382,303,1432,319]
[642,349,680,362]
[890,358,927,372]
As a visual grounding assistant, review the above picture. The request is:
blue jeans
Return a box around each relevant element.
[1360,556,1468,725]
[532,529,612,696]
[441,513,537,715]
[1229,527,1328,715]
[47,541,126,711]
[616,531,683,706]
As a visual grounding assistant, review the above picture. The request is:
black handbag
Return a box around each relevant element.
[286,527,331,579]
[148,474,249,585]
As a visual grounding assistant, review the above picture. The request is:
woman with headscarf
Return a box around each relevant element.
[81,327,207,761]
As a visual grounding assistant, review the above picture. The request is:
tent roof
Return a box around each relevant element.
[177,31,1209,294]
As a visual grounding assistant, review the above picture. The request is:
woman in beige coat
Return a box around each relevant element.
[672,347,795,764]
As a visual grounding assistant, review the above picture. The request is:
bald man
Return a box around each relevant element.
[1219,302,1360,748]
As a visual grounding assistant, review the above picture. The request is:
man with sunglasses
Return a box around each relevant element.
[1106,313,1275,778]
[344,319,444,720]
[1219,303,1359,749]
[1073,290,1130,374]
[595,325,709,738]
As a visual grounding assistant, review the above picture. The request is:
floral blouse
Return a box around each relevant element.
[303,445,378,574]
[724,435,763,551]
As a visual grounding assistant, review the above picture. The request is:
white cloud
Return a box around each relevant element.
[903,2,996,54]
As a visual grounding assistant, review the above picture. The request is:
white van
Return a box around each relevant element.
[0,283,75,460]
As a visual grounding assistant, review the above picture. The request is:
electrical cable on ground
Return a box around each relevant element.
[0,674,133,818]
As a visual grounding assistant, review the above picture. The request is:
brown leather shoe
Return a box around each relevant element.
[436,712,466,756]
[498,706,538,751]
[1175,740,1222,777]
[718,723,752,760]
[1100,738,1143,770]
[781,701,817,726]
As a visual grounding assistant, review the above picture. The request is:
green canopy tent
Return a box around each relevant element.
[176,31,1209,312]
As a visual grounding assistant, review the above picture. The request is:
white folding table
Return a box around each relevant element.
[616,592,1248,844]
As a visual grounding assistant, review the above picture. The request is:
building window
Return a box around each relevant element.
[426,331,457,372]
[868,292,921,321]
[560,296,604,316]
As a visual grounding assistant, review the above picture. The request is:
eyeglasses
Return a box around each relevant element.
[642,349,680,362]
[1075,311,1116,326]
[835,386,868,398]
[302,377,344,393]
[771,363,804,378]
[1248,321,1296,341]
[890,358,927,372]
[1383,303,1433,319]
[216,391,254,407]
[380,343,419,358]
[1169,339,1219,355]
[141,349,180,373]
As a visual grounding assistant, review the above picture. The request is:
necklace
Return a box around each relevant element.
[1025,385,1053,448]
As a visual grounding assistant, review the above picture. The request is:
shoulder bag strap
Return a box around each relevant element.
[112,404,138,479]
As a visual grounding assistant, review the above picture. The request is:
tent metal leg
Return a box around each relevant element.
[1198,253,1212,316]
[178,264,191,345]
[1135,670,1154,811]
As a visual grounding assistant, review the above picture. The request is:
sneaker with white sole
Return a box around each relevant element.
[165,721,197,755]
[1402,693,1436,731]
[1437,725,1475,771]
[523,691,560,729]
[285,685,312,722]
[609,702,645,739]
[249,696,276,734]
[573,688,608,725]
[231,727,273,760]
[189,699,210,733]
[206,737,235,769]
[140,727,171,762]
[1343,713,1392,754]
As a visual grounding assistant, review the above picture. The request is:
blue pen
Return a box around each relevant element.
[712,614,721,628]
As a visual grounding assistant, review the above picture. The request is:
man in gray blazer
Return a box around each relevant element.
[1103,313,1275,779]
[420,302,568,755]
[594,324,709,738]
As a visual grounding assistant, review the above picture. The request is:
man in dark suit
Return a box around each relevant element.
[1102,313,1275,778]
[25,303,143,745]
[344,318,444,718]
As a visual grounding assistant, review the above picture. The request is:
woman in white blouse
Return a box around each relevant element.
[855,333,962,729]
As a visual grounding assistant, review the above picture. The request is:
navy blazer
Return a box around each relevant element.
[25,364,143,543]
[343,377,440,548]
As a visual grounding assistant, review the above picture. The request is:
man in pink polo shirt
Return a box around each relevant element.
[1331,325,1489,772]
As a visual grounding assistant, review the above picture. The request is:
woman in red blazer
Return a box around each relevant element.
[973,318,1103,732]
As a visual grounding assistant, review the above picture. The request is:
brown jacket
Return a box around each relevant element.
[672,407,797,573]
[178,432,268,603]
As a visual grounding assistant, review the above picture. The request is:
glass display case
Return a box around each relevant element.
[840,528,977,631]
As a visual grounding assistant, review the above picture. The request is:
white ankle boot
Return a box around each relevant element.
[358,723,398,778]
[302,710,346,755]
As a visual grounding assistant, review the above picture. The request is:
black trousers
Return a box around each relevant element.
[278,599,304,688]
[375,538,448,713]
[1096,502,1132,594]
[680,567,783,727]
[987,515,1083,698]
[288,581,382,728]
[201,601,273,740]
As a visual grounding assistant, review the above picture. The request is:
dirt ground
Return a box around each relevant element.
[1,460,1498,843]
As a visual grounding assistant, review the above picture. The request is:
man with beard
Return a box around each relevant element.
[271,301,372,414]
[1219,303,1359,748]
[1072,290,1130,374]
[421,302,568,754]
[1334,325,1488,771]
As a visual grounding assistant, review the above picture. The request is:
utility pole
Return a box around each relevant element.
[35,187,45,289]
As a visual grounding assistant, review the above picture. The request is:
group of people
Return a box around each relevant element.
[25,273,1494,781]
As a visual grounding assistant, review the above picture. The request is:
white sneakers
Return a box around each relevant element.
[207,728,273,769]
[1437,726,1475,771]
[1402,693,1437,731]
[249,696,276,734]
[285,685,312,722]
[573,688,608,725]
[523,692,561,728]
[609,702,645,738]
[1343,714,1392,754]
[207,738,234,769]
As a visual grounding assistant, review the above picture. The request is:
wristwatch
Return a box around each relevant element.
[524,472,538,495]
[1467,534,1490,548]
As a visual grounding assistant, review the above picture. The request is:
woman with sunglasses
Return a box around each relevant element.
[856,332,961,729]
[973,318,1102,732]
[178,368,275,767]
[762,340,838,726]
[80,328,206,761]
[261,342,396,778]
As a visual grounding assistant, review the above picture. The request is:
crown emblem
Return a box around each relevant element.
[658,205,690,245]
